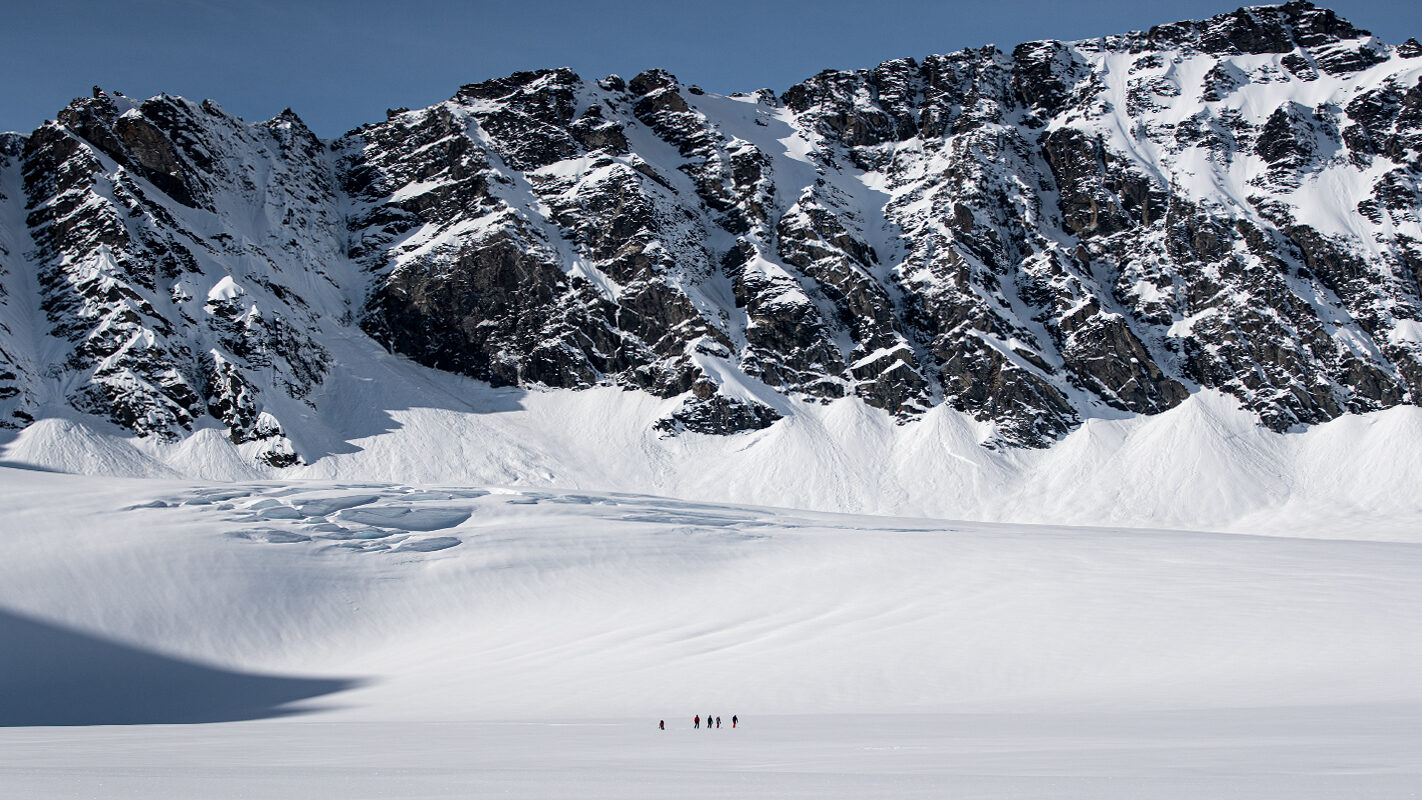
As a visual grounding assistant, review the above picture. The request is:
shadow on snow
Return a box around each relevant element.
[0,608,363,726]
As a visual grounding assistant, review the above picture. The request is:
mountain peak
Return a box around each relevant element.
[1133,1,1376,58]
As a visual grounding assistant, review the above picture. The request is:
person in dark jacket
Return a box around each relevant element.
[732,714,738,728]
[659,720,665,730]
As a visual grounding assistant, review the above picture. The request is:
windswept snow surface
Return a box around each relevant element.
[1,466,1421,797]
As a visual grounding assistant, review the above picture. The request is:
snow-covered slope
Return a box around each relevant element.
[1,466,1419,799]
[7,363,1422,534]
[3,467,1419,724]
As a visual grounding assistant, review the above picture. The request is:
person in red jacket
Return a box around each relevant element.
[694,715,700,729]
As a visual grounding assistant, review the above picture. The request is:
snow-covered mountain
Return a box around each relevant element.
[5,8,1422,790]
[1,2,1420,492]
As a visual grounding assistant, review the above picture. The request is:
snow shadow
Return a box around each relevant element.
[0,459,66,473]
[289,355,528,464]
[0,609,362,726]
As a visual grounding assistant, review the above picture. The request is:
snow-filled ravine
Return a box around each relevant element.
[1,465,1420,797]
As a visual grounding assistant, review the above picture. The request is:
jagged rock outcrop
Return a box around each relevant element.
[6,90,338,464]
[1,1,1420,459]
[0,133,35,429]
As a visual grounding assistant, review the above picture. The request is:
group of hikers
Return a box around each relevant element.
[658,714,738,730]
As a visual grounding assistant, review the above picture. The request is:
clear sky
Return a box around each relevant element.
[3,0,1419,138]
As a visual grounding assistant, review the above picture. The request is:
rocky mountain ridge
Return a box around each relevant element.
[1,1,1419,466]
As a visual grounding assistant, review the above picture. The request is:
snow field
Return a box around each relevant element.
[3,709,1421,799]
[2,458,1421,796]
[2,467,1420,722]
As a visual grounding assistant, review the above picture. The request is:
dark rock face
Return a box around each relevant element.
[0,134,35,428]
[655,382,783,436]
[340,69,717,402]
[6,91,337,464]
[1,2,1420,460]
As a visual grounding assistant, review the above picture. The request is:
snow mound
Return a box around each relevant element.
[2,417,179,479]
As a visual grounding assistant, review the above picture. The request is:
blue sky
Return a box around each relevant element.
[3,0,1419,137]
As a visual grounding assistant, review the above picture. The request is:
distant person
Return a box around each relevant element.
[716,716,721,728]
[732,714,738,728]
[694,715,700,729]
[707,713,713,731]
[659,720,665,730]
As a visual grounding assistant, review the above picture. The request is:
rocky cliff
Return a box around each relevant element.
[1,1,1419,463]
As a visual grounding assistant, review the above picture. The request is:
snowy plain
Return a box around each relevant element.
[2,402,1422,799]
